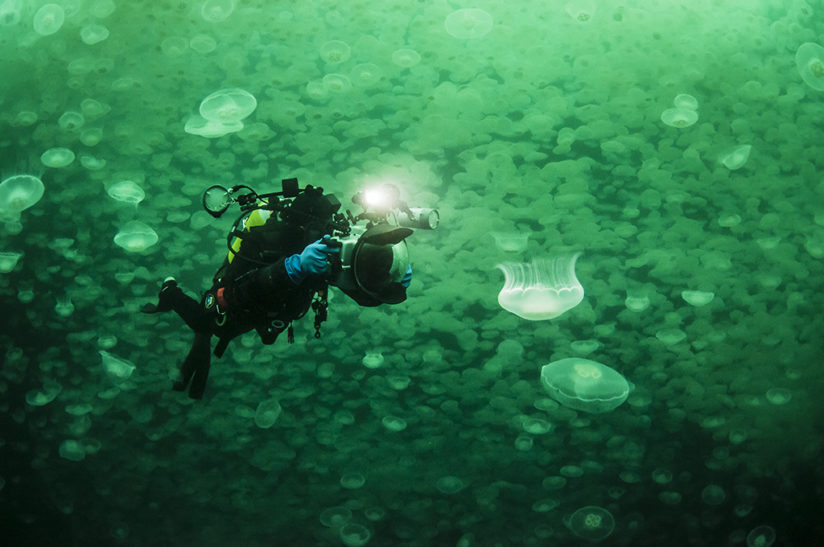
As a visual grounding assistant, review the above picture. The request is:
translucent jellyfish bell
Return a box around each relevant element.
[107,180,145,206]
[565,0,596,23]
[720,144,752,170]
[445,8,493,39]
[673,93,698,110]
[33,3,65,36]
[490,231,529,252]
[567,505,615,541]
[0,251,22,273]
[0,175,45,213]
[540,357,630,413]
[114,221,158,252]
[795,42,824,91]
[0,0,23,26]
[199,88,257,123]
[661,107,698,128]
[100,350,135,379]
[496,254,584,320]
[40,147,75,168]
[391,48,421,68]
[184,114,243,138]
[319,39,351,64]
[201,0,235,22]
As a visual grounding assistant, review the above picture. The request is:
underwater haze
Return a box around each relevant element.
[2,0,824,545]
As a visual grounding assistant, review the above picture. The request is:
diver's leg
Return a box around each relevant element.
[142,279,211,332]
[172,331,211,399]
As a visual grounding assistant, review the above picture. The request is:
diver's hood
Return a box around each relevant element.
[336,224,412,305]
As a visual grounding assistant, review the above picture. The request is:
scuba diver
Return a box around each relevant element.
[141,177,438,399]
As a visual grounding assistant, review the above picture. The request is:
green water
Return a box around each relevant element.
[1,0,823,545]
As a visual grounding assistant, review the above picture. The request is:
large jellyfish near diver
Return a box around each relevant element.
[0,175,45,213]
[540,358,630,413]
[496,254,584,320]
[567,505,615,541]
[113,221,158,252]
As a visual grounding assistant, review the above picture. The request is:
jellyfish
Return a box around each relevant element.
[54,295,74,317]
[444,8,493,39]
[107,180,145,206]
[565,0,595,22]
[340,472,366,489]
[100,350,135,379]
[673,93,698,110]
[190,34,217,54]
[319,39,351,64]
[361,351,384,369]
[436,475,464,494]
[319,506,352,528]
[496,254,584,320]
[199,88,257,123]
[490,231,529,252]
[0,251,22,273]
[0,175,45,213]
[40,147,75,168]
[795,42,824,91]
[746,525,776,547]
[381,415,407,431]
[765,388,792,405]
[661,107,698,128]
[184,114,243,138]
[80,24,110,45]
[322,73,351,93]
[567,506,615,541]
[540,358,630,413]
[339,524,370,547]
[0,0,23,26]
[33,3,64,36]
[681,290,714,307]
[58,111,85,131]
[720,144,752,170]
[391,48,421,68]
[201,0,235,22]
[113,221,158,252]
[350,63,382,87]
[254,398,281,428]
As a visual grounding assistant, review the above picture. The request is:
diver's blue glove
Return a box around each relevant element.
[285,235,340,284]
[401,264,412,288]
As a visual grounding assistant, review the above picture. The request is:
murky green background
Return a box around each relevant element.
[2,0,823,545]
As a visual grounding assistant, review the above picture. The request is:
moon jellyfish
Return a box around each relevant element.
[795,42,824,91]
[184,114,243,138]
[490,231,529,252]
[319,506,352,528]
[540,358,629,413]
[339,523,370,547]
[361,351,384,369]
[350,63,382,87]
[391,48,421,68]
[33,4,64,36]
[80,24,110,45]
[765,388,792,405]
[100,350,135,379]
[319,39,351,64]
[200,0,235,22]
[673,93,698,110]
[747,525,776,547]
[254,398,282,428]
[40,147,75,168]
[436,475,465,494]
[496,254,584,320]
[0,251,22,273]
[567,506,615,541]
[199,88,257,123]
[107,180,145,206]
[565,0,596,22]
[114,221,158,252]
[721,144,752,170]
[0,0,23,26]
[0,175,45,213]
[681,290,714,307]
[445,8,493,39]
[661,107,698,128]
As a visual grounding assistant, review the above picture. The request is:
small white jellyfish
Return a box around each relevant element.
[681,290,715,307]
[80,24,110,45]
[319,39,351,64]
[490,231,529,252]
[100,350,135,379]
[340,472,366,489]
[0,0,23,26]
[673,93,698,110]
[765,388,792,405]
[54,295,74,317]
[189,34,217,54]
[0,175,45,213]
[661,107,698,128]
[201,0,235,22]
[795,42,824,91]
[254,398,282,428]
[567,506,615,541]
[0,251,22,273]
[58,111,85,131]
[746,525,776,547]
[381,415,407,431]
[80,98,111,118]
[184,114,243,138]
[350,63,382,87]
[33,3,65,36]
[540,358,630,413]
[40,147,75,168]
[720,145,752,170]
[496,254,584,320]
[655,328,686,345]
[624,292,650,312]
[339,523,370,547]
[444,8,493,39]
[361,351,384,369]
[564,0,596,22]
[107,180,145,206]
[391,48,421,68]
[435,475,464,494]
[199,88,257,123]
[114,220,158,252]
[322,73,351,93]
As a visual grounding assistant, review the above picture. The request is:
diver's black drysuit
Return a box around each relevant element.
[143,198,407,399]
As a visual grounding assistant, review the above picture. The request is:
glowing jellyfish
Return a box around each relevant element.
[80,24,110,45]
[184,114,243,138]
[319,506,352,528]
[721,145,752,170]
[254,398,282,428]
[681,290,714,307]
[382,416,407,431]
[0,0,23,26]
[673,93,698,110]
[567,506,615,541]
[114,221,158,252]
[350,63,382,87]
[361,351,384,369]
[0,251,22,273]
[765,388,791,405]
[107,180,145,205]
[190,34,217,54]
[58,111,85,131]
[322,73,351,93]
[33,4,64,36]
[199,88,257,123]
[496,254,584,320]
[100,350,135,379]
[540,358,630,413]
[319,39,351,64]
[201,0,235,22]
[40,147,75,168]
[747,525,776,547]
[565,0,595,22]
[661,107,698,128]
[490,231,529,252]
[795,42,824,91]
[436,475,464,494]
[339,523,370,547]
[391,48,421,68]
[445,8,493,39]
[340,472,366,489]
[0,175,45,213]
